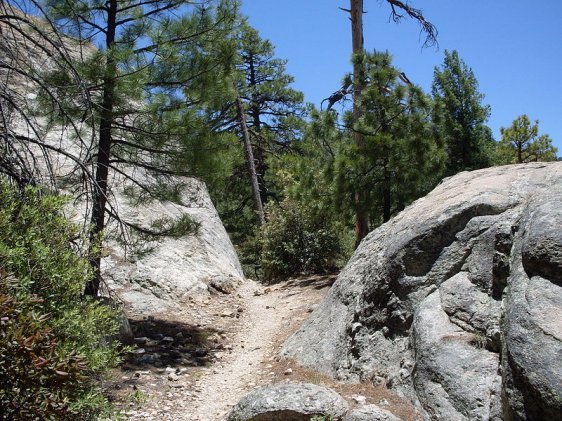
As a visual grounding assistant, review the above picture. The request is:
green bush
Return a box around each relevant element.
[260,200,345,281]
[0,182,121,419]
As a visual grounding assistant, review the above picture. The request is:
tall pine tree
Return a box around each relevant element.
[336,52,444,225]
[43,0,237,295]
[196,21,305,252]
[432,50,494,175]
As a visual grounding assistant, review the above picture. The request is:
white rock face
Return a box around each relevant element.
[103,173,244,314]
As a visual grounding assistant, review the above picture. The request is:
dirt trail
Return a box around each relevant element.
[115,275,420,420]
[115,276,331,421]
[183,278,325,420]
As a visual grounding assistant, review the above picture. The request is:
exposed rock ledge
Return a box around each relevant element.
[282,162,562,420]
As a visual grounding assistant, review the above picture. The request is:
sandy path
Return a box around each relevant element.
[117,277,330,421]
[183,279,310,420]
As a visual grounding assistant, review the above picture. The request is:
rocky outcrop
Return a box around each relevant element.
[282,162,562,420]
[227,383,349,421]
[102,172,244,314]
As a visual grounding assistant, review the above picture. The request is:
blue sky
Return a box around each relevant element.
[241,0,562,153]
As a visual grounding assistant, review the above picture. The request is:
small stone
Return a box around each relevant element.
[134,337,149,345]
[168,373,179,381]
[352,395,367,405]
[194,348,208,357]
[372,376,386,387]
[284,368,293,375]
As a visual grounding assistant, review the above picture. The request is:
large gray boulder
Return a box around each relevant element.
[228,383,349,421]
[282,162,562,420]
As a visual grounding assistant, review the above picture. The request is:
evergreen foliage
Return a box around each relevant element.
[496,115,558,164]
[260,200,345,282]
[269,53,444,270]
[184,20,307,274]
[309,52,444,228]
[0,181,121,419]
[432,50,494,175]
[344,52,444,224]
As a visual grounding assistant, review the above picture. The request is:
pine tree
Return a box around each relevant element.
[496,115,557,164]
[235,23,305,208]
[192,21,305,253]
[432,50,494,175]
[342,0,437,246]
[43,0,237,296]
[336,52,444,225]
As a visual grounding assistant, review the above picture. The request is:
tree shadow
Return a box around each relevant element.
[123,317,219,369]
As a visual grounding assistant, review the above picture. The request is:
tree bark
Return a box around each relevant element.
[382,166,391,222]
[84,0,117,297]
[235,92,266,226]
[248,54,268,207]
[351,0,369,248]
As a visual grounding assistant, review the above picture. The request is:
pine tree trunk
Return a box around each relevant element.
[351,0,369,248]
[236,93,266,225]
[248,55,268,207]
[84,0,117,297]
[383,166,391,222]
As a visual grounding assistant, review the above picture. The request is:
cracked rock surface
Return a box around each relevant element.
[283,162,562,420]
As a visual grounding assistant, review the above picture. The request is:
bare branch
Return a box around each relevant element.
[385,0,438,47]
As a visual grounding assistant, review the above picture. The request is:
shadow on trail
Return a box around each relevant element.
[123,317,219,369]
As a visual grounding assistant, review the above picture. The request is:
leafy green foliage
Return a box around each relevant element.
[432,50,495,174]
[0,182,121,419]
[0,291,89,420]
[187,20,307,274]
[260,200,345,281]
[313,52,444,227]
[496,114,558,164]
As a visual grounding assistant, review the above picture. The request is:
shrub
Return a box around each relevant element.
[260,200,345,281]
[0,182,121,419]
